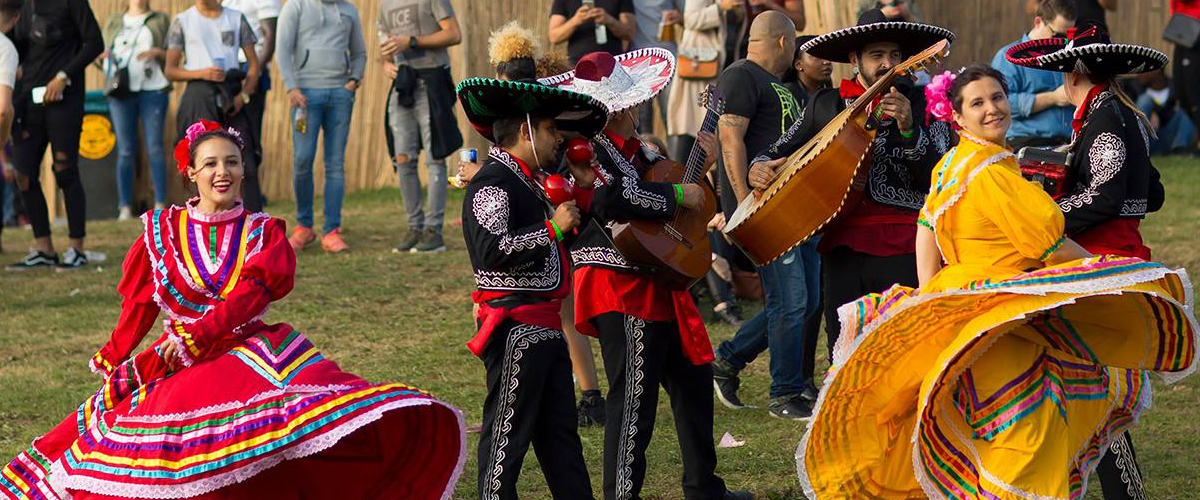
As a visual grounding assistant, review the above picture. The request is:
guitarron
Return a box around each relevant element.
[610,85,723,290]
[724,40,950,266]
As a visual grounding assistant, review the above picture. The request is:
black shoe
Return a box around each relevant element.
[412,227,446,253]
[768,394,813,421]
[56,247,88,271]
[392,228,422,253]
[6,249,58,271]
[722,490,754,500]
[712,357,747,409]
[577,390,606,427]
[802,382,819,403]
[713,303,745,328]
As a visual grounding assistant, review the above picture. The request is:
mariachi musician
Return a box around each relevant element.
[746,9,956,357]
[456,77,608,500]
[1007,21,1168,500]
[539,49,754,500]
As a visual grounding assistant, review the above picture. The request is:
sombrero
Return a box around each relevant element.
[1006,21,1166,75]
[538,47,675,113]
[800,9,954,64]
[456,77,609,142]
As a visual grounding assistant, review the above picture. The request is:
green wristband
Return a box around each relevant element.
[549,220,564,241]
[673,184,685,205]
[900,127,915,139]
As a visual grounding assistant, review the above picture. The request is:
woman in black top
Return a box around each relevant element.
[7,0,104,271]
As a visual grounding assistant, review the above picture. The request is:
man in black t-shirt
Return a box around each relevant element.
[548,0,636,62]
[712,11,818,421]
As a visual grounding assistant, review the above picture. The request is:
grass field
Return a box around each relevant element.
[1,157,1197,499]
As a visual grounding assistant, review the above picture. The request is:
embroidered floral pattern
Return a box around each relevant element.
[1059,132,1125,211]
[595,135,669,212]
[472,186,511,236]
[615,316,647,500]
[570,245,634,270]
[474,243,562,291]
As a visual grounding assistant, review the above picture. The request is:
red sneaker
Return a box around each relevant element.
[289,226,316,251]
[321,229,349,253]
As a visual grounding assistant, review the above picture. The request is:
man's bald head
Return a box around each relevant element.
[746,11,796,77]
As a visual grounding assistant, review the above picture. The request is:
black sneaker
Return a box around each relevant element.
[56,247,88,271]
[391,228,422,253]
[6,249,58,271]
[802,382,819,404]
[712,357,748,409]
[722,490,755,500]
[768,394,813,421]
[577,390,606,427]
[411,228,445,253]
[713,303,745,328]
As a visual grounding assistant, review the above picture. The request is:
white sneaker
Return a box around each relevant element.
[117,206,134,221]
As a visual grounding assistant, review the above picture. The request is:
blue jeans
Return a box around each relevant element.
[108,90,170,208]
[716,238,822,398]
[1137,93,1196,154]
[291,87,354,233]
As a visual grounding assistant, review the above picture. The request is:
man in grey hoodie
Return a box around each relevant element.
[275,0,365,253]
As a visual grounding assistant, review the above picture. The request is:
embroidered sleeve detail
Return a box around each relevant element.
[500,226,552,255]
[166,321,198,368]
[1059,132,1125,212]
[472,186,510,236]
[1039,234,1066,261]
[902,127,928,159]
[620,174,669,211]
[89,351,115,376]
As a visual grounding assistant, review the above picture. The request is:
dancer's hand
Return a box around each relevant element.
[161,340,182,372]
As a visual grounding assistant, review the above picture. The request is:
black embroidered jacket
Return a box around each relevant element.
[753,86,954,212]
[462,147,571,296]
[569,133,681,273]
[1061,90,1165,235]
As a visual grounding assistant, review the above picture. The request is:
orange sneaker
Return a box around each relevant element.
[321,229,349,253]
[289,226,316,252]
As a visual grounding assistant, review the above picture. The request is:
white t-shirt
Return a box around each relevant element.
[106,12,170,91]
[167,7,257,72]
[221,0,280,64]
[0,33,16,90]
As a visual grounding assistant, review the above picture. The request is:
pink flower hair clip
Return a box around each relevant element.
[925,70,958,130]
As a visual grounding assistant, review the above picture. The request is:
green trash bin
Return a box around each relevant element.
[78,90,120,220]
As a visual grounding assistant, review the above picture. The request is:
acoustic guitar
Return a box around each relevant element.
[723,40,950,266]
[610,85,724,290]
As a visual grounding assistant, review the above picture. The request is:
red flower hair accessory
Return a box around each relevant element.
[173,120,243,175]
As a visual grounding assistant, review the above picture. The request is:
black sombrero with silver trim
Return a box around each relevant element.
[456,77,610,142]
[1006,22,1167,75]
[800,9,955,64]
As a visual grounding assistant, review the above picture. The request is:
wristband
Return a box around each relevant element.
[240,93,251,105]
[549,219,564,241]
[899,127,914,139]
[673,184,685,205]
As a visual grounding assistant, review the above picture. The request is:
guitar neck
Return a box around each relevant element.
[681,107,720,184]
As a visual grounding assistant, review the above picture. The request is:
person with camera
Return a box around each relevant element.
[164,0,262,211]
[6,0,103,271]
[101,0,172,220]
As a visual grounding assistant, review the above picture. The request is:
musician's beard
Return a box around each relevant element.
[858,65,891,87]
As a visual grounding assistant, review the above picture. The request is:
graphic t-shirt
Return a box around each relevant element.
[715,59,800,217]
[376,0,454,69]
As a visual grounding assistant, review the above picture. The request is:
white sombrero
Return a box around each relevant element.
[538,47,675,114]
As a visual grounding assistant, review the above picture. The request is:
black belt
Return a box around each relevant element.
[484,295,553,309]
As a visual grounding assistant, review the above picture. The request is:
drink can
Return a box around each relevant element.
[459,148,477,163]
[293,107,307,134]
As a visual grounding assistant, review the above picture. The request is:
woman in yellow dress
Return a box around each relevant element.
[796,65,1198,500]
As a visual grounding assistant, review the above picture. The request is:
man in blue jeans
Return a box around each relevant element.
[274,0,366,253]
[713,12,818,420]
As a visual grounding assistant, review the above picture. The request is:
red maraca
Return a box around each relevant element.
[565,137,594,165]
[542,174,575,206]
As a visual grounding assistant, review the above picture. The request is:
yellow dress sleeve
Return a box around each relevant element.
[973,163,1066,261]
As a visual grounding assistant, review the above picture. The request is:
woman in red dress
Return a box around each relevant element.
[0,121,466,500]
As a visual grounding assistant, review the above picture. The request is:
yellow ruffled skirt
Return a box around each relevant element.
[798,256,1197,500]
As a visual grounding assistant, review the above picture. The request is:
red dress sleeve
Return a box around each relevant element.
[90,237,162,375]
[169,218,296,365]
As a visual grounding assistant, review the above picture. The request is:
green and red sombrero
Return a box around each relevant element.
[1006,21,1167,75]
[456,77,610,142]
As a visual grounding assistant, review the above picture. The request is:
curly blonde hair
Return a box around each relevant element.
[488,21,541,66]
[535,51,573,78]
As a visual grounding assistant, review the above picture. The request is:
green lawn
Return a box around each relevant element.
[1,157,1198,499]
